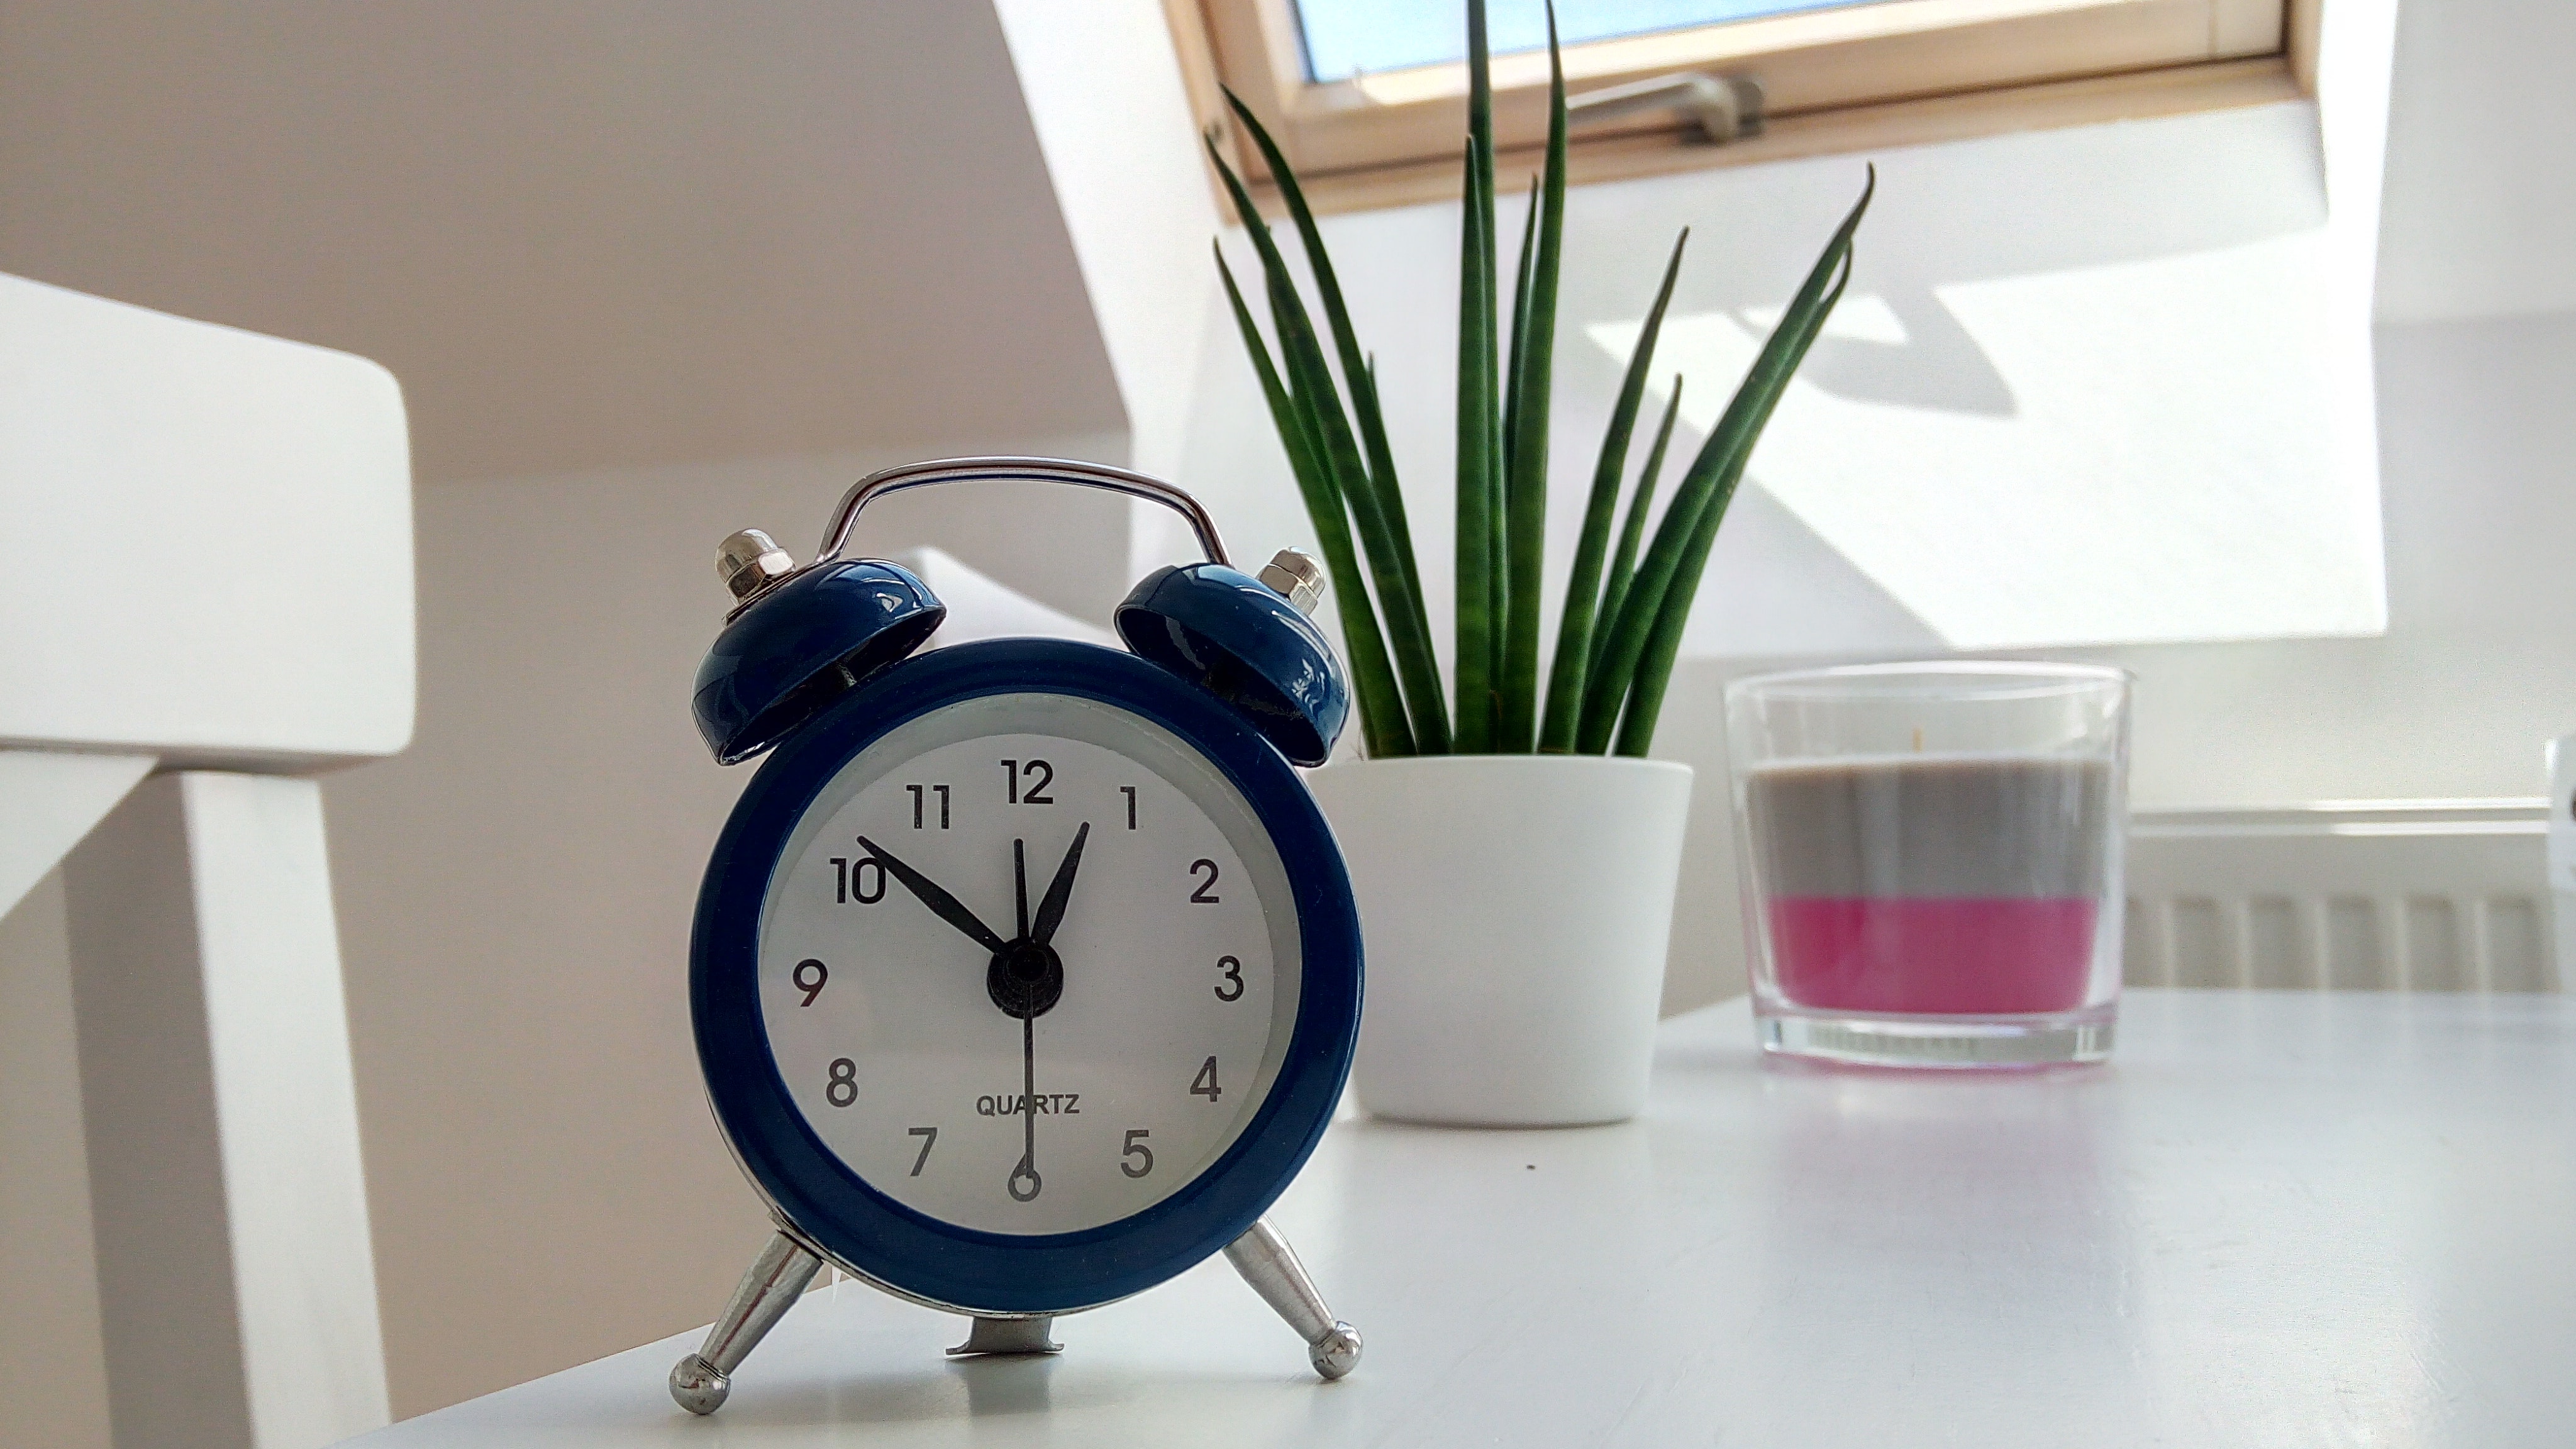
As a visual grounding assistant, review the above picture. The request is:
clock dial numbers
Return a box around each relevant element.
[1000,758,1055,805]
[758,699,1302,1237]
[792,958,829,1007]
[906,783,951,830]
[828,857,886,905]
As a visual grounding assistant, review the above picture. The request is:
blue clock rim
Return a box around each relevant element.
[691,638,1362,1314]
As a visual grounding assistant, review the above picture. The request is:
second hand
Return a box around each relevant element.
[1008,837,1042,1202]
[1011,1013,1040,1202]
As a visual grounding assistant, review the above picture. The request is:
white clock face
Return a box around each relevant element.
[757,691,1303,1236]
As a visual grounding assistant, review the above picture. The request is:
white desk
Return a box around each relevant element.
[343,990,2576,1447]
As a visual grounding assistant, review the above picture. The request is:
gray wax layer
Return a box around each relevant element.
[1744,755,2114,899]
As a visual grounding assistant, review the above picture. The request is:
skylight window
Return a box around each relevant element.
[1295,1,1884,82]
[1175,1,2299,214]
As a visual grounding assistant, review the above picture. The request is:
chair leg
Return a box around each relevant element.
[61,772,392,1448]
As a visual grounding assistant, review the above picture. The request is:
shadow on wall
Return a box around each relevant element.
[1562,107,2368,657]
[1784,286,2018,418]
[1192,99,2375,670]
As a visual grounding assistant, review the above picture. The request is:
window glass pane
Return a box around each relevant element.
[1296,1,1889,82]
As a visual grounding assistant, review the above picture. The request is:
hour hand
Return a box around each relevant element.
[855,835,1007,953]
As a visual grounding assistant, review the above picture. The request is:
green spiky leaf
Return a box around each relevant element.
[1590,376,1683,686]
[1580,168,1875,755]
[1538,228,1687,751]
[1496,4,1568,752]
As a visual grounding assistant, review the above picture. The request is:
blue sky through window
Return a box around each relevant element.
[1295,1,1888,82]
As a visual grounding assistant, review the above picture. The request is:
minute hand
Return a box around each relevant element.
[1030,822,1092,946]
[855,836,1008,953]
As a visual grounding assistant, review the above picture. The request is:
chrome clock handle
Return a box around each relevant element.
[813,456,1231,569]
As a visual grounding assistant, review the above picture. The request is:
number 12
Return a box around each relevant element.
[1001,759,1055,804]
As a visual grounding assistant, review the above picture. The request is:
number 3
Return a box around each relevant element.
[1214,955,1243,1002]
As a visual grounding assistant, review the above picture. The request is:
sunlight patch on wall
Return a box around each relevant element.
[1591,231,2387,652]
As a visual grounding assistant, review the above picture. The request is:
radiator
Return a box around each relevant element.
[2122,800,2560,992]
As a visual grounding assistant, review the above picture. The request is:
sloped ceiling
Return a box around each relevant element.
[0,0,1126,482]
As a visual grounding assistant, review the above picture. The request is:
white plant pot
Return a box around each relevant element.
[1307,755,1694,1127]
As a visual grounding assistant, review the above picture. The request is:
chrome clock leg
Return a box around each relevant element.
[947,1316,1064,1357]
[1223,1217,1361,1380]
[669,1231,823,1415]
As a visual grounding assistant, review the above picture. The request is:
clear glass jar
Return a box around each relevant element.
[1726,662,2131,1068]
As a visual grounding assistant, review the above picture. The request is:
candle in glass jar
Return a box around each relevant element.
[1743,753,2114,1015]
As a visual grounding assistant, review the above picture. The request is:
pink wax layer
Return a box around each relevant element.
[1767,896,2099,1014]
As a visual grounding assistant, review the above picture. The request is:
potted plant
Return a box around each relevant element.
[1206,0,1868,1124]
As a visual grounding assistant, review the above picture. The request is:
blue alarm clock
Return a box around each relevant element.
[667,458,1365,1414]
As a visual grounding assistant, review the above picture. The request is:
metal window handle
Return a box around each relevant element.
[1568,71,1763,145]
[814,456,1232,569]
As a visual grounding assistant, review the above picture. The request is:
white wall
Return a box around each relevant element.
[1161,3,2400,670]
[1189,99,2385,667]
[2374,0,2576,323]
[993,0,1219,486]
[2046,0,2576,809]
[0,0,1128,484]
[1152,0,2411,704]
[1156,0,2576,1011]
[1640,303,2576,1012]
[2055,311,2576,806]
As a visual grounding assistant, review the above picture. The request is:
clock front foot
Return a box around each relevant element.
[1223,1216,1362,1380]
[669,1230,823,1415]
[947,1315,1063,1357]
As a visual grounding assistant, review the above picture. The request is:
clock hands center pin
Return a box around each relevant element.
[983,824,1086,1021]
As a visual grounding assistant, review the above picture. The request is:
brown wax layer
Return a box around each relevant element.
[1744,755,2114,899]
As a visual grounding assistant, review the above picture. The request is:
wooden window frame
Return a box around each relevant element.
[1169,0,2323,215]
